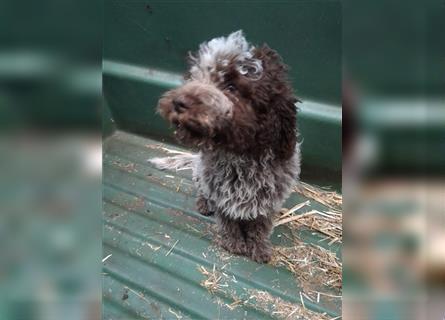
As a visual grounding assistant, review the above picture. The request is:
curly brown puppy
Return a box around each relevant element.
[151,31,300,263]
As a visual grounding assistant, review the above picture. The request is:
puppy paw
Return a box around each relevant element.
[196,197,214,216]
[246,240,272,264]
[250,247,272,263]
[218,237,248,255]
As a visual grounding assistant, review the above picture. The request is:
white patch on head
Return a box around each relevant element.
[189,30,263,82]
[236,59,263,80]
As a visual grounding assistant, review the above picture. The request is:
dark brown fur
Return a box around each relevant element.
[157,43,299,263]
[158,45,298,160]
[215,213,273,263]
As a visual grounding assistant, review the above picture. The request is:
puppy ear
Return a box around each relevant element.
[236,57,263,80]
[253,45,298,159]
[186,50,197,66]
[253,44,288,75]
[183,51,198,80]
[271,95,298,160]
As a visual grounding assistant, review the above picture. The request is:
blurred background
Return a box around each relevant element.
[0,0,102,319]
[343,0,445,319]
[0,0,443,319]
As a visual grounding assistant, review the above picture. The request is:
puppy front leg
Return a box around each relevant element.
[196,193,215,216]
[242,216,273,263]
[215,213,247,255]
[194,171,215,216]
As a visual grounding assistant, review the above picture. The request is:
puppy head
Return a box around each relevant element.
[158,30,298,158]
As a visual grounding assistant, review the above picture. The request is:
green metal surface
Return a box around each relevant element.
[103,131,341,319]
[104,0,341,105]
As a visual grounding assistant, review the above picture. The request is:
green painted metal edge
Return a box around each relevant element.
[103,60,182,89]
[102,60,342,175]
[103,60,341,124]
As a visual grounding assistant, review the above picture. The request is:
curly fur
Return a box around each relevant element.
[194,149,300,220]
[153,30,301,263]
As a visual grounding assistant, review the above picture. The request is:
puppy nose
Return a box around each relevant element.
[173,99,189,113]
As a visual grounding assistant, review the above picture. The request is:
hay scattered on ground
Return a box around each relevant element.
[197,183,342,318]
[273,183,342,294]
[277,182,342,244]
[198,265,230,294]
[244,289,332,320]
[275,205,342,244]
[271,236,342,292]
[294,182,342,210]
[198,265,333,320]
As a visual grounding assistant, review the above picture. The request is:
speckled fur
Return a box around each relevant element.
[152,31,301,263]
[193,148,300,220]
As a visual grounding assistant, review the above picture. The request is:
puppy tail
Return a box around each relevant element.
[148,154,197,171]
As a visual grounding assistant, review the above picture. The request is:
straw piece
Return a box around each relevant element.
[275,208,342,244]
[165,240,179,256]
[274,210,317,227]
[294,182,342,210]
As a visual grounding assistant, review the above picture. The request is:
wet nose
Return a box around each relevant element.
[173,99,189,113]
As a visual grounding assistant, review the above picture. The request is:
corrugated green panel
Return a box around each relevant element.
[103,131,341,319]
[104,0,341,104]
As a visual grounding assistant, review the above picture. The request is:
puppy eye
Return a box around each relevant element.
[225,84,236,92]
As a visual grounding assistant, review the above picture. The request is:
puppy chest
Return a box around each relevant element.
[200,155,282,200]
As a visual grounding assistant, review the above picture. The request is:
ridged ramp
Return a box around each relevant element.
[103,131,341,319]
